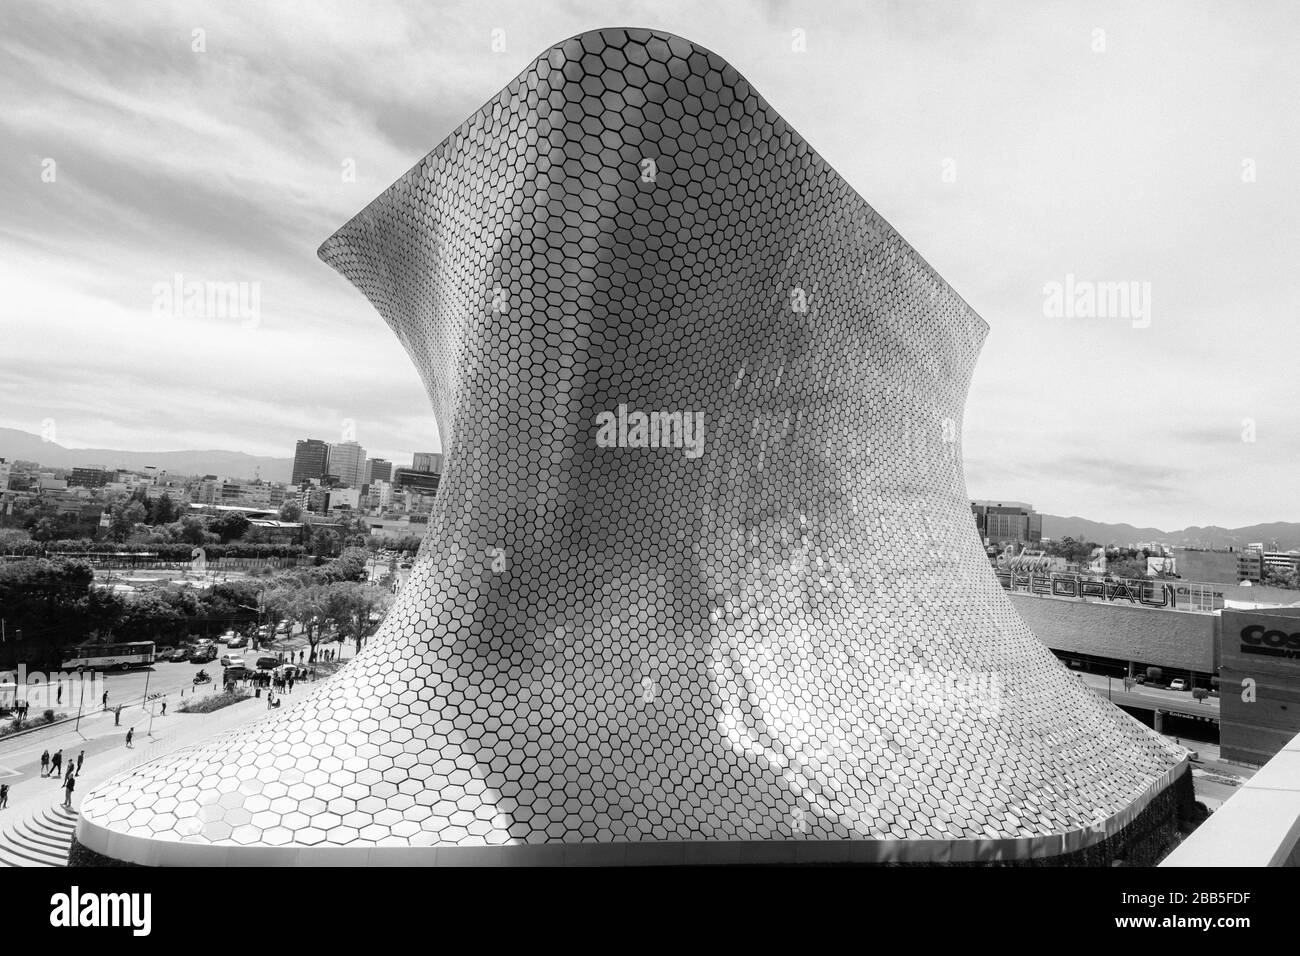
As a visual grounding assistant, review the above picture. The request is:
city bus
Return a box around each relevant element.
[60,641,156,671]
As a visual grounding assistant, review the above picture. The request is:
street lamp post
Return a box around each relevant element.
[74,668,86,732]
[140,663,152,735]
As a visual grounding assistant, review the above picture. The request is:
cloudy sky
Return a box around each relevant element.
[2,0,1296,529]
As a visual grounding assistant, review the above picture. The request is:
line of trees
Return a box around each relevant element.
[0,540,308,560]
[0,547,391,668]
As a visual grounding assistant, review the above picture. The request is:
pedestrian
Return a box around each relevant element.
[76,751,84,774]
[0,783,8,809]
[125,727,134,748]
[63,774,74,809]
[288,676,295,693]
[114,704,122,726]
[102,690,108,711]
[161,701,167,716]
[40,750,49,776]
[65,763,74,784]
[57,683,63,705]
[51,750,62,777]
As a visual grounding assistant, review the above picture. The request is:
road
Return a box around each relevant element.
[1070,670,1220,721]
[4,636,356,727]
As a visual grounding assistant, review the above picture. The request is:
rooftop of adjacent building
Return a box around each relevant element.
[1163,724,1300,866]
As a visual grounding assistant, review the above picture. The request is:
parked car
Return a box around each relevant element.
[220,655,245,668]
[189,646,217,664]
[169,647,190,662]
[256,657,280,671]
[1170,679,1187,691]
[227,635,248,649]
[217,630,236,644]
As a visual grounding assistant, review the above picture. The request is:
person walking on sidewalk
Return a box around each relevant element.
[76,751,84,774]
[0,783,8,809]
[114,704,122,726]
[160,701,167,716]
[50,750,62,777]
[102,691,108,711]
[40,750,49,776]
[63,774,74,809]
[125,727,134,748]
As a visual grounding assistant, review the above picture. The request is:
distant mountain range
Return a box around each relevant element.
[0,427,292,484]
[1042,515,1300,552]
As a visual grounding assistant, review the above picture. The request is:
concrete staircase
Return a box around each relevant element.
[0,804,76,867]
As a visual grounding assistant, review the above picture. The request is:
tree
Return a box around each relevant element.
[0,558,114,669]
[29,517,61,542]
[1106,558,1150,580]
[310,527,339,558]
[108,501,147,542]
[328,548,370,583]
[1262,565,1300,590]
[278,500,303,523]
[1042,536,1100,565]
[148,493,180,525]
[334,582,393,654]
[165,516,214,546]
[209,512,251,544]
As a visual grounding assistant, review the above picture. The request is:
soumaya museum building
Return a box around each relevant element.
[72,28,1195,866]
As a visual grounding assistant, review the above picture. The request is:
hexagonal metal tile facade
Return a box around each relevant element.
[78,28,1186,865]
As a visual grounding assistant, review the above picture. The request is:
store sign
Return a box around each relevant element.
[996,571,1221,613]
[1239,624,1300,660]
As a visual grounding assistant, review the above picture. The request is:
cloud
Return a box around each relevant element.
[1,0,1296,529]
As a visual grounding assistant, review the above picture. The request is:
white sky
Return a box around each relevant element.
[2,0,1296,529]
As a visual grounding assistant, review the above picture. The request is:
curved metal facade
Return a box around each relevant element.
[78,28,1186,865]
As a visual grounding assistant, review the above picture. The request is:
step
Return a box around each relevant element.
[39,806,78,832]
[0,805,76,867]
[2,830,67,865]
[17,819,71,851]
[0,830,63,866]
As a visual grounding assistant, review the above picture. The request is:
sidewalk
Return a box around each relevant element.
[0,693,270,857]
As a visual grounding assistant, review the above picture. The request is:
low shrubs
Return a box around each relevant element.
[177,690,251,714]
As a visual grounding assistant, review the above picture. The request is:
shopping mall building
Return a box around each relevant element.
[1000,570,1300,765]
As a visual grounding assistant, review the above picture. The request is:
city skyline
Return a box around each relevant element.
[3,1,1298,529]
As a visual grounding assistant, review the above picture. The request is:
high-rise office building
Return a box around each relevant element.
[327,441,367,489]
[291,439,330,485]
[971,500,1042,546]
[412,452,442,474]
[366,458,392,485]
